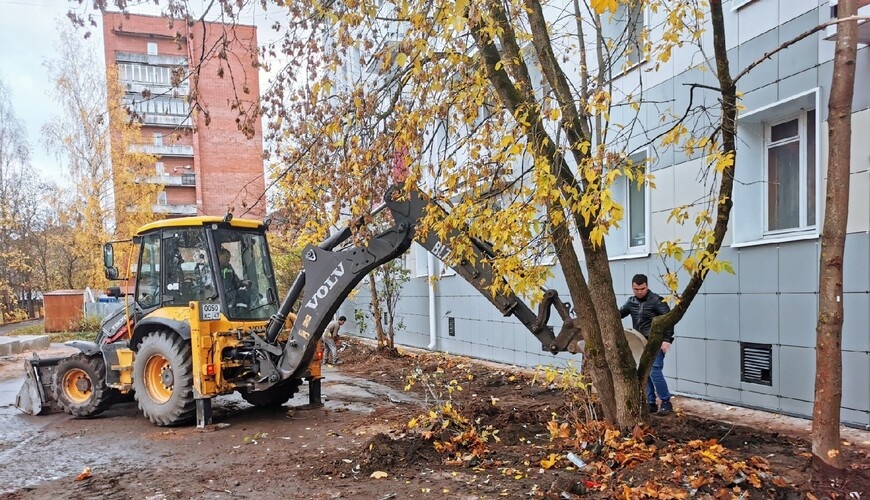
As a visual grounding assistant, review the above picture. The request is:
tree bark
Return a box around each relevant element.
[813,0,857,471]
[368,276,387,348]
[550,210,618,423]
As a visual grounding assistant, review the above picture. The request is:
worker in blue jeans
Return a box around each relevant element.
[620,273,675,416]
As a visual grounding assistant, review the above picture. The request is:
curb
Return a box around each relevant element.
[0,335,51,356]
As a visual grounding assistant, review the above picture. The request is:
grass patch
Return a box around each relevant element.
[46,331,97,343]
[6,324,44,336]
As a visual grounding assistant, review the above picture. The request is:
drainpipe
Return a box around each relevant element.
[427,253,438,350]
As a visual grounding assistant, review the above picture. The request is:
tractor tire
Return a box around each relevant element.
[52,354,112,417]
[133,331,195,426]
[239,378,302,408]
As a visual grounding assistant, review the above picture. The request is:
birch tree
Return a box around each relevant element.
[43,27,160,289]
[0,81,49,318]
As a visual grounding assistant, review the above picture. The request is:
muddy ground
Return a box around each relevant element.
[0,339,867,499]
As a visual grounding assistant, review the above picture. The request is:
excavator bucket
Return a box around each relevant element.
[15,354,63,415]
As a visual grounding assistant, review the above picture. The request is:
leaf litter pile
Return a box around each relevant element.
[337,339,869,499]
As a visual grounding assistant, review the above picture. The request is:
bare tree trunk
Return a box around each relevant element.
[386,312,395,349]
[813,0,857,471]
[550,214,619,423]
[580,234,645,428]
[368,276,387,348]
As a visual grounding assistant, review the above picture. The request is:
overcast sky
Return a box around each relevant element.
[0,0,287,183]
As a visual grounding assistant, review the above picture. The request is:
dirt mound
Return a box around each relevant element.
[359,432,437,474]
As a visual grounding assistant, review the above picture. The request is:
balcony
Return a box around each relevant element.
[130,144,194,157]
[142,173,196,186]
[124,81,190,97]
[115,51,187,67]
[139,113,193,128]
[152,203,197,216]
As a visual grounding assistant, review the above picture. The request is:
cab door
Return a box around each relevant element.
[135,232,163,311]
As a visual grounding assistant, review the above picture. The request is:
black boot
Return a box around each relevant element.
[656,400,673,416]
[648,402,658,414]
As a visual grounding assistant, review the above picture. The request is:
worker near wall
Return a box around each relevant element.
[620,274,675,416]
[323,316,346,366]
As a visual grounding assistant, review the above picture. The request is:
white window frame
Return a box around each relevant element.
[601,2,650,75]
[608,148,651,260]
[147,42,158,56]
[626,151,650,254]
[731,0,757,11]
[732,88,820,248]
[413,243,429,278]
[438,258,457,277]
[153,133,163,147]
[157,191,168,205]
[762,110,816,236]
[155,161,166,176]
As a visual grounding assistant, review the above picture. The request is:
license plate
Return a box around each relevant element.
[200,302,221,321]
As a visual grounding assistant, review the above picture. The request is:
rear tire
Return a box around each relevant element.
[52,354,112,417]
[239,379,302,408]
[133,331,195,426]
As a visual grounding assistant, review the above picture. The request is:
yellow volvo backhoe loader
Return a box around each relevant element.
[17,185,623,427]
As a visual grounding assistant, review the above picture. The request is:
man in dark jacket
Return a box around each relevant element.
[620,274,674,416]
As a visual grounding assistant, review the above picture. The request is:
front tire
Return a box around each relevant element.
[133,331,195,426]
[52,354,112,417]
[239,379,302,408]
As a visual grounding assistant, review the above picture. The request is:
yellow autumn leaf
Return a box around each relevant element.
[540,453,559,469]
[371,471,388,479]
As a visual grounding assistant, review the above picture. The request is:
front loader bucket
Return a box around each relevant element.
[15,354,64,415]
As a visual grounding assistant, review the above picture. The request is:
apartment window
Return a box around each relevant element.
[153,133,163,147]
[733,89,819,245]
[627,152,648,250]
[414,244,429,277]
[157,191,167,205]
[155,161,166,176]
[147,42,158,55]
[605,150,649,258]
[600,2,646,72]
[628,175,646,248]
[765,110,816,233]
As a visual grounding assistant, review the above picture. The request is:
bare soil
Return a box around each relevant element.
[0,338,867,499]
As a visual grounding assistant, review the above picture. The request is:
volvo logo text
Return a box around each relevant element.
[305,262,346,309]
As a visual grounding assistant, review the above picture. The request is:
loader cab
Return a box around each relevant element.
[129,217,279,321]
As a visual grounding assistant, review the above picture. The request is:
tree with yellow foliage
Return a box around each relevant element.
[260,0,733,429]
[43,27,161,290]
[0,81,46,318]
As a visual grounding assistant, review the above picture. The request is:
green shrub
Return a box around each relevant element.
[69,314,103,333]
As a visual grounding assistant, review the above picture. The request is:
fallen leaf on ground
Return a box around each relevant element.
[371,471,388,479]
[75,467,91,481]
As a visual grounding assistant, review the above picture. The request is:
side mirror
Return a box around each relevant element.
[103,243,115,268]
[105,266,119,281]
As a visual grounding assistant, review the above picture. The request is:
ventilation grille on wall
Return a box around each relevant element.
[740,342,773,386]
[448,317,456,337]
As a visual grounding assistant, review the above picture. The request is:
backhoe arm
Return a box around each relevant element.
[270,185,583,381]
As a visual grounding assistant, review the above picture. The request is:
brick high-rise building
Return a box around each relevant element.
[102,12,265,219]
